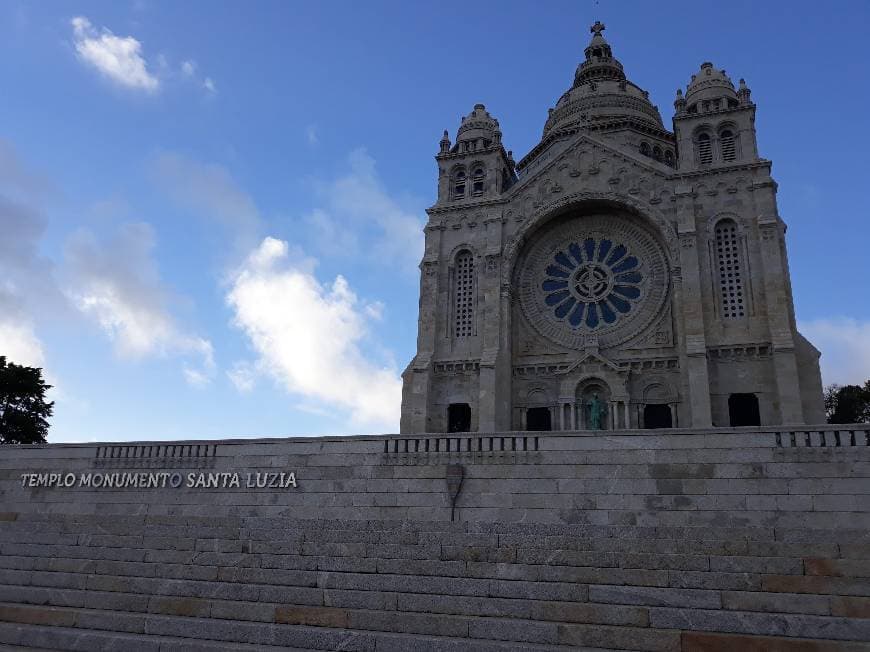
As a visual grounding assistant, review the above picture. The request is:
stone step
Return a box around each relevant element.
[5,514,844,544]
[0,602,668,650]
[0,538,834,576]
[0,545,867,598]
[0,621,613,652]
[3,570,869,627]
[0,621,316,651]
[12,512,870,547]
[1,522,864,563]
[7,515,865,542]
[0,559,863,616]
[1,563,869,633]
[1,596,868,650]
[0,581,657,629]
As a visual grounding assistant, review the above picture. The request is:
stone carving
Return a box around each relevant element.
[517,212,669,350]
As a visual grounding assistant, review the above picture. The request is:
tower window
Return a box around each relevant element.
[454,251,475,337]
[664,150,675,166]
[472,167,485,195]
[714,219,745,319]
[697,133,712,165]
[720,129,736,161]
[652,145,663,161]
[452,169,466,199]
[640,142,651,156]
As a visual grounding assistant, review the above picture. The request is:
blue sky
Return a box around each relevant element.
[1,0,868,442]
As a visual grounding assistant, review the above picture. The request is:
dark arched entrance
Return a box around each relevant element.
[729,393,760,427]
[447,403,471,432]
[643,404,672,429]
[526,407,552,431]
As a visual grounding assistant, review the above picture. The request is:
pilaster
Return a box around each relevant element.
[675,187,712,427]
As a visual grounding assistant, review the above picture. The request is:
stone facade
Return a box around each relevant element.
[401,23,824,434]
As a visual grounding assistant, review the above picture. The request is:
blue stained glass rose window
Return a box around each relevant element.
[540,237,643,329]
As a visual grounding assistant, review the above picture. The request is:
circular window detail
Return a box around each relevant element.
[517,212,669,350]
[541,237,644,329]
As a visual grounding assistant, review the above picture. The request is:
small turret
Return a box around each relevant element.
[674,88,686,115]
[439,130,451,154]
[434,104,516,204]
[738,78,752,105]
[673,62,759,169]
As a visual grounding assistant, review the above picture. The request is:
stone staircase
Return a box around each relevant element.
[0,513,867,651]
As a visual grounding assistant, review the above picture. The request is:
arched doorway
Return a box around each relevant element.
[728,393,760,427]
[447,403,471,432]
[642,382,675,429]
[526,407,552,431]
[643,404,672,429]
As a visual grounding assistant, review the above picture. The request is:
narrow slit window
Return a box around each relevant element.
[454,251,475,337]
[714,220,745,318]
[453,169,466,199]
[720,130,736,161]
[472,167,485,195]
[697,133,712,165]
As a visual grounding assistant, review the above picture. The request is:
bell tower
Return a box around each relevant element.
[673,62,758,170]
[435,104,516,206]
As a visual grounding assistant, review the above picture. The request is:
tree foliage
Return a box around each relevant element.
[824,381,870,424]
[0,356,53,444]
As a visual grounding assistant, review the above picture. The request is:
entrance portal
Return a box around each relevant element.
[728,393,760,427]
[526,407,552,431]
[447,403,471,432]
[643,404,672,429]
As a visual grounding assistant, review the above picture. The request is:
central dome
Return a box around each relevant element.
[542,22,664,136]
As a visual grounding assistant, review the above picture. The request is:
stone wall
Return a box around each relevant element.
[3,427,868,530]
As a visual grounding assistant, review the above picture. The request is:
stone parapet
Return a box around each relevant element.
[2,427,868,528]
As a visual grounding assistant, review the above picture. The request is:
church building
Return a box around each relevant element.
[401,23,824,433]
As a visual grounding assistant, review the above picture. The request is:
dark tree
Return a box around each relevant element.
[824,381,870,424]
[0,356,53,444]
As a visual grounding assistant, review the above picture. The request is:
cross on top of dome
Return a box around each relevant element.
[590,21,605,36]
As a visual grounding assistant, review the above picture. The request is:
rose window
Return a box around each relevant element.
[518,213,668,350]
[540,237,643,329]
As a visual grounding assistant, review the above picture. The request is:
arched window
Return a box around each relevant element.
[719,129,736,161]
[452,168,466,200]
[453,250,475,337]
[639,142,651,156]
[652,145,663,161]
[696,133,713,165]
[714,219,745,319]
[664,150,675,167]
[471,167,485,195]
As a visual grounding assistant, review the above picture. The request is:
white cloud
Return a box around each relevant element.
[227,361,256,393]
[226,237,401,430]
[0,320,45,368]
[152,152,261,247]
[71,16,159,92]
[65,222,215,385]
[304,149,424,275]
[0,145,62,371]
[181,59,196,77]
[203,77,216,94]
[799,318,870,386]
